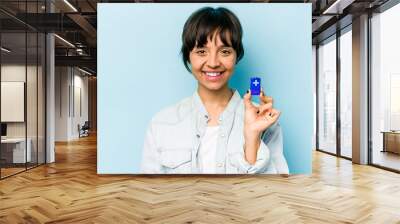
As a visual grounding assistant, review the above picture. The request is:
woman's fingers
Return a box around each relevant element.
[243,89,256,110]
[264,109,281,124]
[259,88,273,105]
[251,108,281,132]
[258,102,272,115]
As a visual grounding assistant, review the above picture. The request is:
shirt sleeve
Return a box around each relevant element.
[140,120,164,174]
[232,139,271,174]
[263,122,289,174]
[232,122,289,174]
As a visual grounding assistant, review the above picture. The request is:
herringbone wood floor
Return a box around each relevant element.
[1,134,400,224]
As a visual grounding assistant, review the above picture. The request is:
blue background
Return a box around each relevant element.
[98,3,312,174]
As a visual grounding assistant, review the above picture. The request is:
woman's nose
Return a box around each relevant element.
[206,53,221,68]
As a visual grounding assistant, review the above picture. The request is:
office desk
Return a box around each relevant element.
[381,131,400,154]
[1,138,32,163]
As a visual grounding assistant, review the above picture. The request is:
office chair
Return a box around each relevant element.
[79,121,90,138]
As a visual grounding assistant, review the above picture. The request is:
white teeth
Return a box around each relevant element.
[205,72,222,77]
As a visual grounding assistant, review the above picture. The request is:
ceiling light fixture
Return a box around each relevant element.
[54,34,75,48]
[63,0,78,12]
[78,67,93,76]
[322,0,354,15]
[1,47,11,53]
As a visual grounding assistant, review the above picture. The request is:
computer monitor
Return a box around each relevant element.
[1,123,7,137]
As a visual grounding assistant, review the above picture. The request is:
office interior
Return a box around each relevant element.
[0,0,399,222]
[0,0,97,179]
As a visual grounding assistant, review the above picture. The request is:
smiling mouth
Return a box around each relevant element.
[203,71,224,77]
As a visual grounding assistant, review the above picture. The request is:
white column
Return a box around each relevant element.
[45,1,55,163]
[352,14,369,164]
[46,33,55,163]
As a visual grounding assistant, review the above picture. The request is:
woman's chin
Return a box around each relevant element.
[201,83,228,92]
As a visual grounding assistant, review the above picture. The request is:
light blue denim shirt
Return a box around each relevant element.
[140,89,289,174]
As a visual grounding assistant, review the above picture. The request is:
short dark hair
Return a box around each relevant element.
[180,7,244,72]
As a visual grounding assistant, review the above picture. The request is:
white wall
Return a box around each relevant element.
[72,73,89,138]
[55,67,89,141]
[55,66,69,141]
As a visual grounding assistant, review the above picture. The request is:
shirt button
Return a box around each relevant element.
[217,163,223,167]
[218,117,222,122]
[221,134,225,137]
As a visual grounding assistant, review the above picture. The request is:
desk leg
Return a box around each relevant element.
[382,133,386,153]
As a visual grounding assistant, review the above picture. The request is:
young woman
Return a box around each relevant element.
[141,7,288,174]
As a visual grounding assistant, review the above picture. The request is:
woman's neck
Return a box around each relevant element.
[197,85,233,126]
[197,85,233,108]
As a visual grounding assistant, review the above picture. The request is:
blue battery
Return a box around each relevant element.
[250,77,261,95]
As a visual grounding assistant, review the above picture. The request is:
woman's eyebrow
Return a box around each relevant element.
[193,44,232,49]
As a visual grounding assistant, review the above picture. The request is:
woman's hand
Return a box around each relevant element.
[243,88,281,164]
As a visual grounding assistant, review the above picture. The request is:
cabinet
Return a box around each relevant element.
[382,131,400,154]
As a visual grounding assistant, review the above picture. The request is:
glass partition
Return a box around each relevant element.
[0,1,46,179]
[1,31,28,177]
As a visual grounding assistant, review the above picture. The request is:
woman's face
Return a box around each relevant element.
[189,32,237,92]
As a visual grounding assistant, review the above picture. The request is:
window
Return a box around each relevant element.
[318,36,337,154]
[339,28,352,158]
[371,2,400,171]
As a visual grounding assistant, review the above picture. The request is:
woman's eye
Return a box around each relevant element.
[196,50,206,55]
[221,49,232,55]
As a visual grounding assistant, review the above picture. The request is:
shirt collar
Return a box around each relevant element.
[191,89,242,119]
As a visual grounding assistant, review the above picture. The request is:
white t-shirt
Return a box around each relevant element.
[198,125,220,174]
